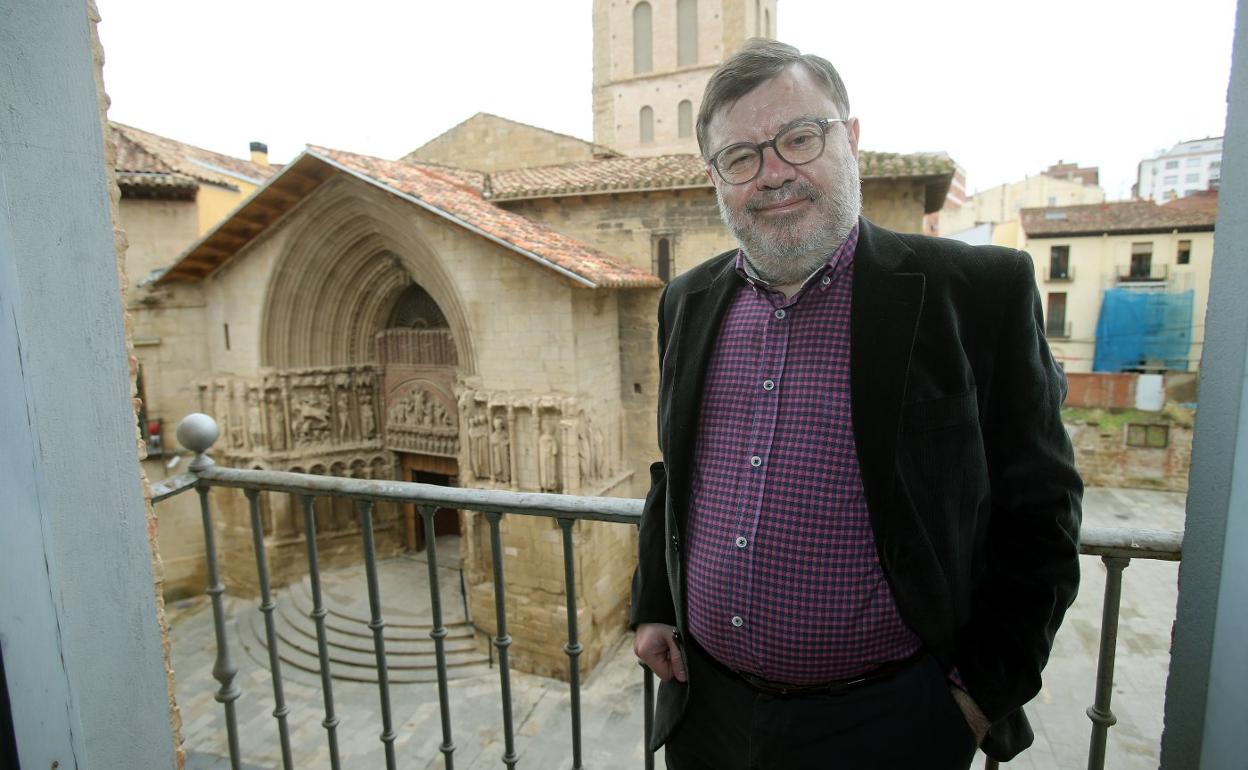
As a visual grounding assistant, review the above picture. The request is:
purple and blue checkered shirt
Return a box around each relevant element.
[685,224,924,685]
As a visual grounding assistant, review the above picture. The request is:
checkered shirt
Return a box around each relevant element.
[684,224,924,684]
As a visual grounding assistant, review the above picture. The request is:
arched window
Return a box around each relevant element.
[640,106,654,144]
[654,237,673,282]
[755,0,761,35]
[633,2,653,75]
[677,0,698,66]
[678,100,693,138]
[764,8,771,38]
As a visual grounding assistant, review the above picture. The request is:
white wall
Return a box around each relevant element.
[0,2,176,767]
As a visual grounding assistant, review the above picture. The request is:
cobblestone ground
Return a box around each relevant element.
[172,486,1183,769]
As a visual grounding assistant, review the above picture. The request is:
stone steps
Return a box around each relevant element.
[237,553,492,685]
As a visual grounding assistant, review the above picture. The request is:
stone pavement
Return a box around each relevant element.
[172,487,1184,769]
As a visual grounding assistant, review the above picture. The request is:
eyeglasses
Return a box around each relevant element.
[708,117,848,185]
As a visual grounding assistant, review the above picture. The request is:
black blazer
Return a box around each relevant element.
[631,218,1083,762]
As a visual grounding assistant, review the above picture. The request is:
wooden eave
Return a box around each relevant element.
[157,152,334,283]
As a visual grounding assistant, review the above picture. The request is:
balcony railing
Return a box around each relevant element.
[1046,321,1073,339]
[153,414,1182,770]
[1048,265,1075,282]
[1117,263,1169,283]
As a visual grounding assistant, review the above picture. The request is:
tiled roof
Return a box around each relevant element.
[311,147,659,289]
[160,146,661,290]
[1021,201,1217,237]
[485,151,956,200]
[111,122,279,190]
[1161,190,1219,212]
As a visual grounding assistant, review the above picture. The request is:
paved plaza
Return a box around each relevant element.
[172,487,1184,769]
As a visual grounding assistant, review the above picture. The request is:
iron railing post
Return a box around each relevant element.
[245,488,293,770]
[485,511,519,769]
[177,414,242,770]
[558,517,584,770]
[1087,556,1130,770]
[302,494,342,770]
[358,500,398,769]
[643,664,655,770]
[420,504,457,770]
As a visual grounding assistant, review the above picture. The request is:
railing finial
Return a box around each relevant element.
[177,412,219,472]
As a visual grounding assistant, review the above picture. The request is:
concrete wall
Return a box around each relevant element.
[0,1,177,766]
[1162,0,1248,763]
[939,173,1105,235]
[1026,230,1215,373]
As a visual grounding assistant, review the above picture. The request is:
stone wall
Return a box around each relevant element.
[406,113,606,173]
[1065,407,1194,492]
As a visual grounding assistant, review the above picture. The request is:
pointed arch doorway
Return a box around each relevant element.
[378,283,462,551]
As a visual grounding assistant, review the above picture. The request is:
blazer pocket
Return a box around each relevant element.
[900,390,978,433]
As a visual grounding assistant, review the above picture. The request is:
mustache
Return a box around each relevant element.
[744,181,822,213]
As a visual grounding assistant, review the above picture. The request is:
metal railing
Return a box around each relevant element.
[154,414,1181,770]
[1117,263,1170,282]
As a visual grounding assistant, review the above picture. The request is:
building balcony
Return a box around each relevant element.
[1047,321,1073,339]
[1048,265,1076,282]
[1117,264,1169,283]
[150,414,1183,770]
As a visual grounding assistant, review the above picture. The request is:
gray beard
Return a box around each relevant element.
[717,154,862,286]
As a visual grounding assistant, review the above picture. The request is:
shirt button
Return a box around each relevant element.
[821,275,832,286]
[735,536,748,548]
[749,455,762,467]
[731,615,744,628]
[762,379,775,391]
[774,309,786,319]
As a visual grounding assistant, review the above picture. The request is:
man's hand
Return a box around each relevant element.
[949,687,991,746]
[634,623,687,682]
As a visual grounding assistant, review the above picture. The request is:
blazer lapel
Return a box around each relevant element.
[850,219,925,521]
[664,257,743,534]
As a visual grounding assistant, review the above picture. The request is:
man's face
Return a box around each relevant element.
[705,65,862,284]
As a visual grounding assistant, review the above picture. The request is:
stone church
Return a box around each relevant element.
[121,0,954,676]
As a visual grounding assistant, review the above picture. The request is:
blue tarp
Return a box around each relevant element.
[1093,288,1194,372]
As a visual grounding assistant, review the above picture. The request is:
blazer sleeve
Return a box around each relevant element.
[957,252,1084,723]
[630,286,678,628]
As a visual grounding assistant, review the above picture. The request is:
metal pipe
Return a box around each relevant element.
[358,500,397,770]
[421,505,457,770]
[198,485,242,770]
[245,489,293,770]
[1087,556,1130,770]
[643,664,654,770]
[558,517,584,770]
[303,494,342,770]
[485,511,518,769]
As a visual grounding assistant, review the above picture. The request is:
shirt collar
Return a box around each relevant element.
[734,222,860,295]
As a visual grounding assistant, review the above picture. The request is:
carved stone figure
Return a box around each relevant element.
[336,389,354,441]
[293,392,331,445]
[468,415,490,478]
[359,389,376,439]
[267,391,287,451]
[539,426,559,491]
[246,389,264,449]
[592,425,606,478]
[490,417,510,483]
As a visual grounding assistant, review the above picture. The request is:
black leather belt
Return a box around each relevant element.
[733,650,926,697]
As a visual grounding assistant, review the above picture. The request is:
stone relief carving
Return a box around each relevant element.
[200,366,380,459]
[384,380,458,457]
[455,389,622,494]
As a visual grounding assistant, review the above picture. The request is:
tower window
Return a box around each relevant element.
[633,2,653,75]
[677,0,698,66]
[678,100,693,138]
[640,106,654,144]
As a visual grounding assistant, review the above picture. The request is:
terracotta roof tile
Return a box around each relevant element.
[307,146,661,289]
[485,151,955,200]
[1021,200,1217,237]
[111,122,279,190]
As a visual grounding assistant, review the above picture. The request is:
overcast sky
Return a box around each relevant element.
[98,0,1237,200]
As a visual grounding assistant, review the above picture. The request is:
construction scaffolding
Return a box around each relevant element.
[1093,288,1195,372]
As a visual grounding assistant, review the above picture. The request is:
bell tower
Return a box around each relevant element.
[592,0,779,157]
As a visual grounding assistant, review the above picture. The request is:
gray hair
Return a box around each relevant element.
[696,39,851,159]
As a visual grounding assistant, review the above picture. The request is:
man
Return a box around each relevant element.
[631,39,1082,769]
